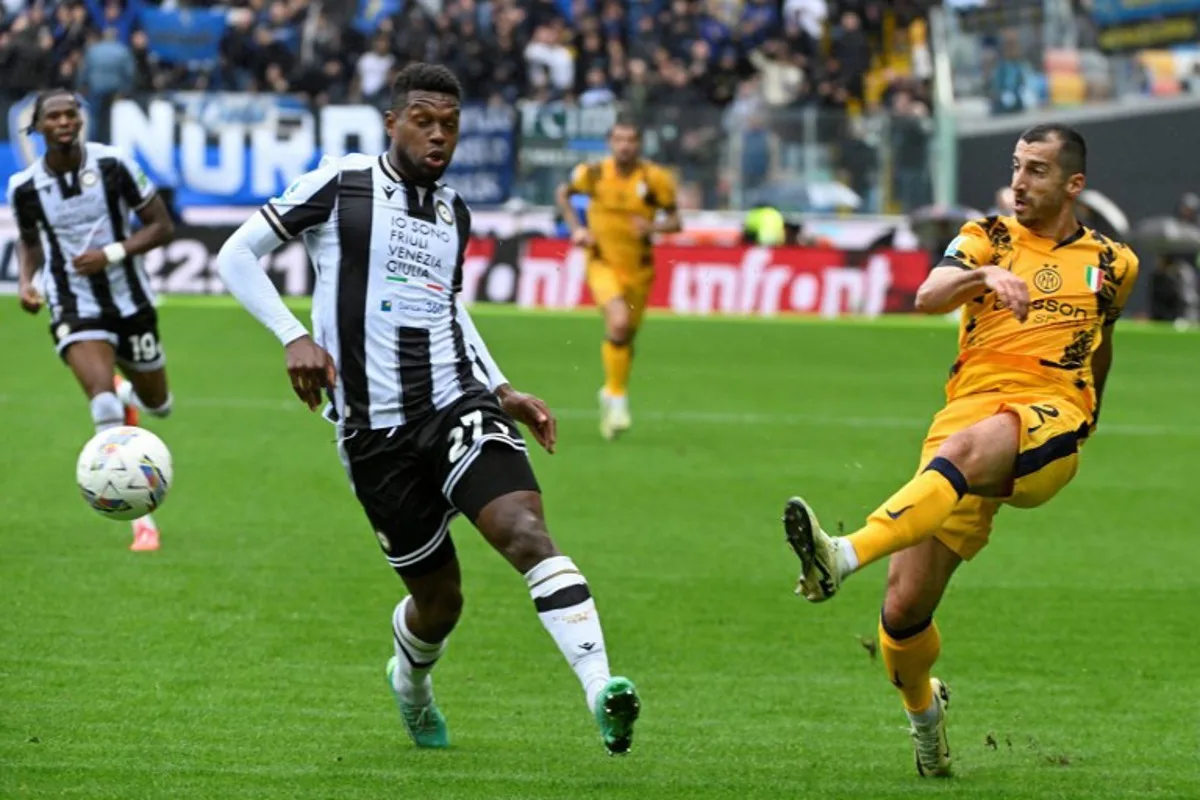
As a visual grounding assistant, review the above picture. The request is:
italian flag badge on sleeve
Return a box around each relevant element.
[1085,266,1104,293]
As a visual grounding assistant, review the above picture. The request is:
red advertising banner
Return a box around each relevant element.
[460,238,931,317]
[0,224,929,313]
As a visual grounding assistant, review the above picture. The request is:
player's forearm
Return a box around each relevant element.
[17,240,43,285]
[457,301,509,392]
[106,200,174,265]
[914,267,989,314]
[216,217,309,346]
[119,218,174,258]
[555,185,583,233]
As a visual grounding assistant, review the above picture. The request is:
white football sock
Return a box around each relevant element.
[835,537,860,578]
[525,555,612,713]
[906,702,941,728]
[116,381,174,418]
[90,392,124,432]
[391,596,446,706]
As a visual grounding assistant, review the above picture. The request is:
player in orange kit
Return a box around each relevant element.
[780,124,1138,776]
[556,120,681,440]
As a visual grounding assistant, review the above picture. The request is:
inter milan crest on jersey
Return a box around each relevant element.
[1033,265,1062,294]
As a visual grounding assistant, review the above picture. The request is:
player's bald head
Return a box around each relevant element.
[1019,124,1087,177]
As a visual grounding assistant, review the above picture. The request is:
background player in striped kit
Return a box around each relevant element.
[8,89,176,551]
[216,63,641,756]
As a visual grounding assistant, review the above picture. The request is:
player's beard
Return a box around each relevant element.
[1017,188,1066,228]
[394,146,448,185]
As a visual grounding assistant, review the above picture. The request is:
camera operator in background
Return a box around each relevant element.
[1151,192,1200,329]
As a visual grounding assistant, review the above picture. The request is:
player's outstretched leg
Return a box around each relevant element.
[385,559,462,748]
[783,413,1016,601]
[475,490,640,755]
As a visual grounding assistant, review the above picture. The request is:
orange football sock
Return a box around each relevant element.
[846,458,968,569]
[880,615,941,713]
[601,340,632,396]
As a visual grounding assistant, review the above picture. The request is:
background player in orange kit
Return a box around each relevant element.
[556,120,681,440]
[780,124,1139,777]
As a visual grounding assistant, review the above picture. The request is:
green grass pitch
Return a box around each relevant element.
[1,300,1197,799]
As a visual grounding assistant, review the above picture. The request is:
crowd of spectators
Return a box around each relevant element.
[0,0,933,111]
[0,0,939,211]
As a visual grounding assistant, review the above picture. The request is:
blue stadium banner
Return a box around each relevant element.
[441,104,518,206]
[354,0,404,35]
[1090,0,1200,49]
[137,7,228,65]
[1090,0,1200,24]
[0,93,516,208]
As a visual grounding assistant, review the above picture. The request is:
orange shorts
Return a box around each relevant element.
[920,393,1092,560]
[586,259,654,329]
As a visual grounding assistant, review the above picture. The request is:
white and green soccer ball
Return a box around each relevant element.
[76,426,173,521]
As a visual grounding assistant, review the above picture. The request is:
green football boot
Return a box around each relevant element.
[385,656,449,749]
[593,676,641,755]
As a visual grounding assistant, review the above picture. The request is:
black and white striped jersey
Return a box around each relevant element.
[245,152,502,431]
[6,142,158,321]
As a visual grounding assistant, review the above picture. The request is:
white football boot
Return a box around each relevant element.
[910,678,952,778]
[782,497,843,601]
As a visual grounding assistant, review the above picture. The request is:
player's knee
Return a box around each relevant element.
[936,423,1014,489]
[934,434,976,481]
[605,305,632,344]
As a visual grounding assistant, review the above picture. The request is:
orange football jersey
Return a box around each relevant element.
[939,215,1139,414]
[568,157,678,270]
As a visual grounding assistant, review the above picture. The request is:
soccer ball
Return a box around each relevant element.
[76,426,173,521]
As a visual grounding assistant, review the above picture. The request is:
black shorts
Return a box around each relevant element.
[50,310,166,372]
[338,393,540,578]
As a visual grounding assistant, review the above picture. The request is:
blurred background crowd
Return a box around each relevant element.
[2,1,1198,212]
[0,0,1198,324]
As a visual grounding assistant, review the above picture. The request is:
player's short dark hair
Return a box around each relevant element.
[1019,123,1087,176]
[608,116,641,139]
[390,63,463,110]
[28,88,79,133]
